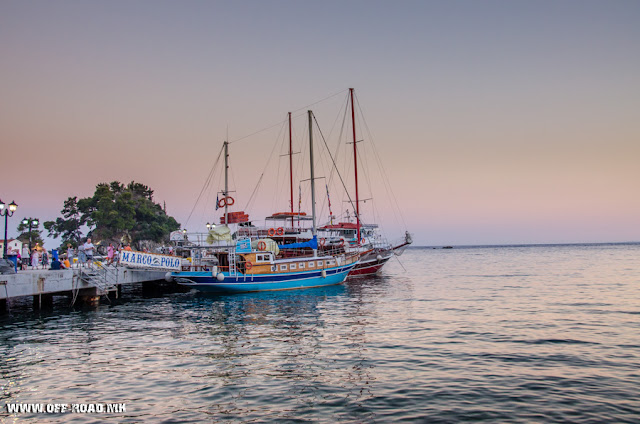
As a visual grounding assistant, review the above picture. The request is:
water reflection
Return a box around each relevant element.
[172,284,385,421]
[3,245,638,422]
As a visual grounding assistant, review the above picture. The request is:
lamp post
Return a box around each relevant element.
[1,200,18,258]
[22,218,39,254]
[206,222,215,231]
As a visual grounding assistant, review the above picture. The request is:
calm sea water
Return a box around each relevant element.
[1,244,639,423]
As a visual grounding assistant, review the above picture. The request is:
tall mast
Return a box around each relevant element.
[350,88,361,243]
[308,111,317,254]
[224,140,229,222]
[288,112,294,228]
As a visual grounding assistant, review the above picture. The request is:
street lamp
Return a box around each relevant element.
[22,218,39,254]
[1,200,18,258]
[206,222,215,230]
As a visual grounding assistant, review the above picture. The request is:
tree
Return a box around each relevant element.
[45,181,180,249]
[43,197,83,248]
[17,217,44,248]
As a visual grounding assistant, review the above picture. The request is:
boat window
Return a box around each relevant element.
[327,260,335,266]
[299,263,305,269]
[290,263,297,270]
[280,264,288,271]
[308,261,315,268]
[256,254,263,261]
[317,261,323,267]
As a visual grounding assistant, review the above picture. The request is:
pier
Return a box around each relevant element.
[0,266,167,312]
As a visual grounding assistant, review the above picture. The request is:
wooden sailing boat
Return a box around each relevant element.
[170,111,359,293]
[245,88,412,276]
[318,88,412,276]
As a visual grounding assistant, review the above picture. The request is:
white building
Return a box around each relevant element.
[0,239,23,256]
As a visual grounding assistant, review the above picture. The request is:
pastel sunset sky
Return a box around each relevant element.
[1,1,638,246]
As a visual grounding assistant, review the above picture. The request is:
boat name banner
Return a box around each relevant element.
[119,251,181,270]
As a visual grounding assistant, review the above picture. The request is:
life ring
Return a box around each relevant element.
[257,241,267,251]
[217,196,235,208]
[268,228,276,237]
[360,238,366,244]
[276,227,284,236]
[319,238,326,247]
[245,261,253,271]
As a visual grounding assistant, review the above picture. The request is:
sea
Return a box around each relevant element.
[1,243,638,423]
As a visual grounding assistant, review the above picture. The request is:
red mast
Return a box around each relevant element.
[288,112,294,228]
[350,88,361,244]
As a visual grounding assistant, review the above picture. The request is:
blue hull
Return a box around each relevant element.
[172,263,357,294]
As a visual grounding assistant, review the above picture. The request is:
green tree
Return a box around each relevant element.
[45,181,180,249]
[17,217,44,249]
[43,197,84,249]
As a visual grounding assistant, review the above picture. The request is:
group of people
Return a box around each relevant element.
[65,238,95,268]
[14,238,134,271]
[65,239,133,268]
[17,242,50,270]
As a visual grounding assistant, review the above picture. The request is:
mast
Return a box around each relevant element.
[224,140,229,222]
[308,110,317,255]
[288,112,294,228]
[350,88,361,244]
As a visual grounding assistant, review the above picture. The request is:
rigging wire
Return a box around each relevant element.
[184,144,224,227]
[322,95,350,223]
[355,94,409,231]
[312,113,359,225]
[243,119,288,213]
[317,93,351,222]
[228,89,348,145]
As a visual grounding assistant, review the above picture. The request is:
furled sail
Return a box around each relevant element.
[207,225,232,243]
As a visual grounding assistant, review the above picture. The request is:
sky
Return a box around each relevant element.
[1,0,639,247]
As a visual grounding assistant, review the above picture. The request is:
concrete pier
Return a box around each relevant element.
[0,267,167,310]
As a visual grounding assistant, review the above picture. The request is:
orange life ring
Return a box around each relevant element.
[268,228,276,237]
[276,227,284,236]
[319,238,326,247]
[245,261,253,271]
[360,238,366,244]
[257,241,267,251]
[217,196,235,208]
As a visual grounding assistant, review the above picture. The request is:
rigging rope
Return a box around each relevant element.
[228,89,348,145]
[243,120,287,212]
[184,144,224,227]
[355,94,409,231]
[311,113,360,225]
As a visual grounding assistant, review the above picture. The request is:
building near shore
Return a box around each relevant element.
[0,239,23,255]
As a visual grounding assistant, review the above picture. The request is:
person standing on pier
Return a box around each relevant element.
[77,243,86,267]
[107,242,114,265]
[84,238,94,266]
[22,244,30,270]
[67,244,75,268]
[31,247,40,270]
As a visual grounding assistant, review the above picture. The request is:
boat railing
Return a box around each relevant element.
[181,264,231,272]
[236,226,313,239]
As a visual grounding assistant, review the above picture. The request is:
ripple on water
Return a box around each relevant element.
[1,245,640,422]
